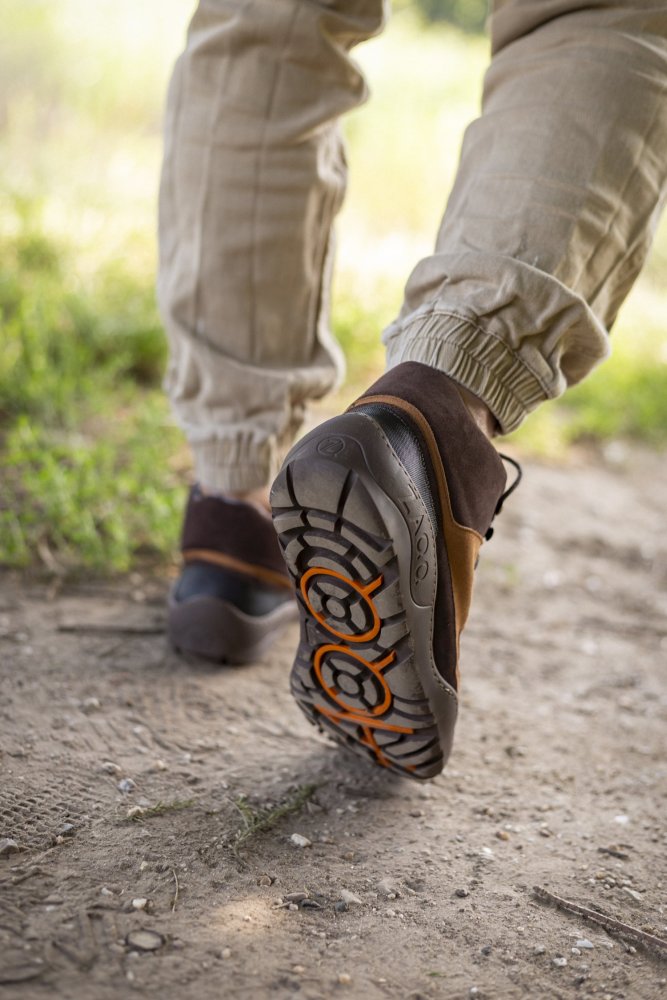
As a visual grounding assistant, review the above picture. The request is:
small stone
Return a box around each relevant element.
[289,833,312,848]
[339,890,363,906]
[533,945,546,955]
[552,957,567,967]
[100,887,114,897]
[377,877,400,897]
[0,838,20,857]
[455,888,469,898]
[151,759,168,772]
[285,892,309,903]
[288,903,299,912]
[335,901,349,913]
[576,939,594,950]
[126,806,145,820]
[338,973,352,986]
[409,809,424,818]
[257,874,273,886]
[622,887,643,903]
[571,947,581,956]
[496,830,510,841]
[220,948,232,959]
[132,898,148,911]
[118,778,136,794]
[81,697,101,713]
[125,930,164,952]
[101,761,121,775]
[293,964,305,974]
[480,945,492,956]
[385,908,396,917]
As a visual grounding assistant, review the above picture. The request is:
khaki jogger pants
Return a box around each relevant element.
[158,0,667,492]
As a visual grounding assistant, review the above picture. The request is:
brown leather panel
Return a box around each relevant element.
[183,549,294,591]
[181,488,289,578]
[351,362,506,536]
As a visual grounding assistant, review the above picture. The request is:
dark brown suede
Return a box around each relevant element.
[350,361,507,536]
[181,488,290,581]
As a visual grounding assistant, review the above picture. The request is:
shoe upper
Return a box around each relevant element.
[348,361,509,692]
[175,486,294,614]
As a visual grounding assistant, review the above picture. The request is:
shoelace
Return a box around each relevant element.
[484,453,523,541]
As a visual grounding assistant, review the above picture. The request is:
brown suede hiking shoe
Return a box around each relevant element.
[168,487,298,664]
[270,362,519,780]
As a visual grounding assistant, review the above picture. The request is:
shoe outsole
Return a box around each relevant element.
[167,593,298,665]
[270,412,458,780]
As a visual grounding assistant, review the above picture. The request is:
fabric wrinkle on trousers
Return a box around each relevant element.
[158,0,667,491]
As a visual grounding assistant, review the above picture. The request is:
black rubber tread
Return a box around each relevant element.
[270,414,458,780]
[167,592,298,666]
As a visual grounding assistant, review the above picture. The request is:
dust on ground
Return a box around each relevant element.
[1,447,666,1000]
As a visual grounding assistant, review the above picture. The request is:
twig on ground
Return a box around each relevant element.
[533,886,667,958]
[231,784,318,859]
[58,622,164,635]
[170,868,179,913]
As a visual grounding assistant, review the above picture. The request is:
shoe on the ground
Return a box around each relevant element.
[168,486,298,664]
[270,361,519,779]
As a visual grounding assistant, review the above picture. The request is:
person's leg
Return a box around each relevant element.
[158,0,387,498]
[272,1,667,777]
[383,1,667,433]
[160,0,387,662]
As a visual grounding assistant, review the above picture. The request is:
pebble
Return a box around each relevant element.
[339,890,363,906]
[293,965,305,974]
[288,903,299,912]
[289,833,312,848]
[81,697,101,713]
[220,948,232,960]
[284,892,309,903]
[131,898,148,911]
[622,887,643,903]
[0,838,20,857]
[338,973,352,986]
[533,945,546,955]
[385,908,396,918]
[101,761,121,775]
[125,930,164,952]
[576,939,594,950]
[126,806,145,820]
[118,778,136,794]
[496,830,510,841]
[257,874,273,886]
[377,877,400,897]
[100,887,114,897]
[455,888,469,898]
[335,901,349,913]
[552,957,567,967]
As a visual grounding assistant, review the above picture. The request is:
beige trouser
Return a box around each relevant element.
[158,0,667,492]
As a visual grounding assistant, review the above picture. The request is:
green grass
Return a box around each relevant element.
[1,2,666,574]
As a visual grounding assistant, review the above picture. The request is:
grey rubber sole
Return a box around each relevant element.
[270,411,458,780]
[167,592,298,666]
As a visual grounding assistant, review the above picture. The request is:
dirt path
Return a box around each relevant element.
[1,449,666,1000]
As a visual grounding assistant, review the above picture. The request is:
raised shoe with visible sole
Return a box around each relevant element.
[269,361,517,780]
[168,487,298,664]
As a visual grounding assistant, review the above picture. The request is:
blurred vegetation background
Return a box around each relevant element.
[1,0,666,574]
